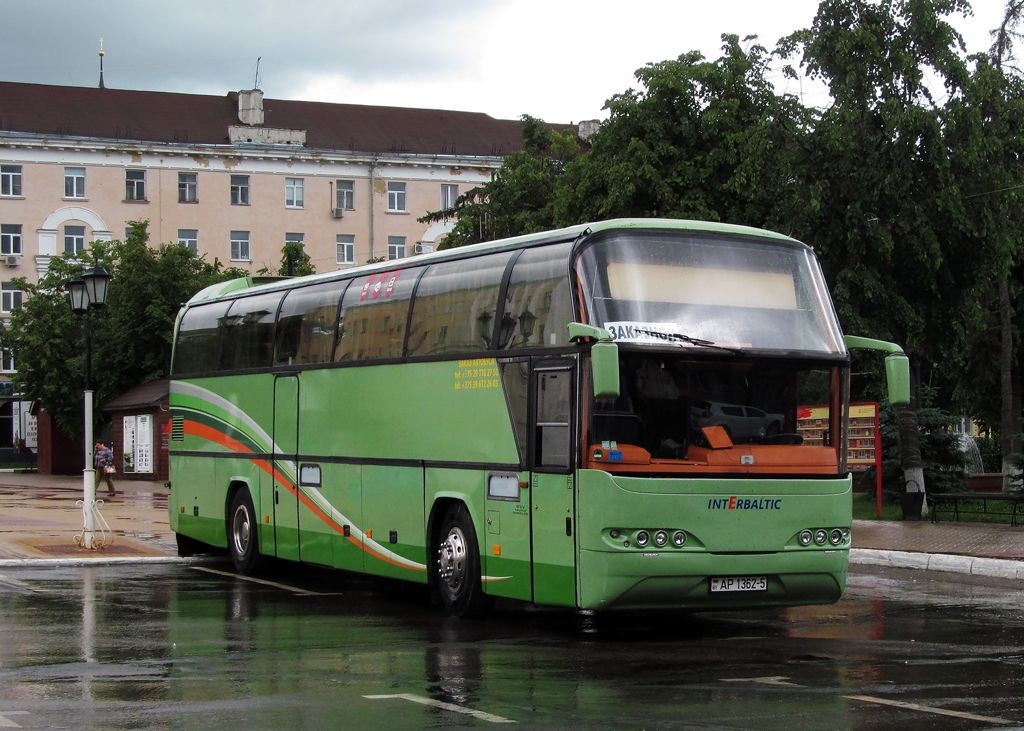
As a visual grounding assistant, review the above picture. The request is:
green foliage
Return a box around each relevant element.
[874,386,968,499]
[275,241,316,277]
[561,35,808,227]
[420,115,581,248]
[1,221,247,438]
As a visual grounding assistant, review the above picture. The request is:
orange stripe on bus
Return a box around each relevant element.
[183,419,425,571]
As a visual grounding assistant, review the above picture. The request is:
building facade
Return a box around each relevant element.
[0,81,558,446]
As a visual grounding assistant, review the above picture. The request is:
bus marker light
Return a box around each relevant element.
[265,515,269,523]
[673,531,686,547]
[180,506,184,513]
[799,530,812,546]
[366,529,372,539]
[654,531,668,546]
[814,529,827,545]
[493,545,500,555]
[636,531,650,547]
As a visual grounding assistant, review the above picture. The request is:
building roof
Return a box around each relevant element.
[0,81,534,157]
[102,379,169,412]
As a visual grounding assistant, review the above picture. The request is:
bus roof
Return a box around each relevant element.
[185,218,803,305]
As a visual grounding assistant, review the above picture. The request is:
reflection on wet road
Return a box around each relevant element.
[0,563,1022,730]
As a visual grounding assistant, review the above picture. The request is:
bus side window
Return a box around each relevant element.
[502,243,574,350]
[499,359,529,465]
[335,270,419,361]
[536,369,571,468]
[274,281,348,366]
[174,301,231,375]
[224,291,283,370]
[407,251,512,356]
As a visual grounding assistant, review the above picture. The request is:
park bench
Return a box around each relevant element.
[929,492,1024,527]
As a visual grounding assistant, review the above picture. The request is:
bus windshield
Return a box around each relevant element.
[576,231,845,355]
[588,354,845,475]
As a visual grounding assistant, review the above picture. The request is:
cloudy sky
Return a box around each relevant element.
[0,0,1012,123]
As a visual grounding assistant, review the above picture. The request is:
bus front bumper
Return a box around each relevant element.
[577,548,848,611]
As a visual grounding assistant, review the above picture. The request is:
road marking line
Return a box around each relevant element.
[721,676,803,687]
[364,694,515,724]
[0,711,29,728]
[188,566,320,595]
[844,695,1015,725]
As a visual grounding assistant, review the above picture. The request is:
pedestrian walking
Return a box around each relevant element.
[94,441,116,496]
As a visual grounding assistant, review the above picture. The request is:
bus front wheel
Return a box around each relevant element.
[435,503,494,618]
[229,487,264,575]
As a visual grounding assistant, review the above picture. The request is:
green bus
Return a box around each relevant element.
[168,219,909,617]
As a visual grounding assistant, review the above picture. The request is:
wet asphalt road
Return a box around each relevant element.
[0,561,1022,731]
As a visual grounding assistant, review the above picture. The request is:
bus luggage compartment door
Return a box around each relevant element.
[273,375,301,561]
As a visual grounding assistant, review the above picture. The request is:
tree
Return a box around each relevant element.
[2,221,247,438]
[558,34,807,228]
[261,240,316,277]
[420,115,581,248]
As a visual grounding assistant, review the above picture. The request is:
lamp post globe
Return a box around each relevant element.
[81,266,111,309]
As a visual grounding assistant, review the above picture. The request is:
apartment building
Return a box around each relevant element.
[0,80,557,446]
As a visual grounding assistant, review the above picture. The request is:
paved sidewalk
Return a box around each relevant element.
[0,472,176,561]
[1,473,1023,580]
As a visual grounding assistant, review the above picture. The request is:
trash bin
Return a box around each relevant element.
[900,491,925,520]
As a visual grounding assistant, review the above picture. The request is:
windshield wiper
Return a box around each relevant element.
[632,329,742,354]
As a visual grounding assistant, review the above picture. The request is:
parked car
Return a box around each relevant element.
[690,399,784,442]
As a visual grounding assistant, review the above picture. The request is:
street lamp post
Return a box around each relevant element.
[69,266,112,550]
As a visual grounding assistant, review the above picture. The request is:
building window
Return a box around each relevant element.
[231,175,250,206]
[441,184,458,210]
[388,235,406,260]
[285,178,304,208]
[336,234,355,264]
[0,225,22,256]
[64,225,86,254]
[336,180,354,210]
[178,229,198,252]
[387,182,406,212]
[1,349,14,374]
[1,282,22,313]
[178,172,198,203]
[64,167,86,198]
[285,232,304,245]
[125,169,146,201]
[230,230,250,261]
[0,165,22,197]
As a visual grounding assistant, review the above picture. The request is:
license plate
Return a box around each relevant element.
[711,576,767,592]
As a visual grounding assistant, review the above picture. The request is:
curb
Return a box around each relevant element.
[850,548,1024,580]
[0,556,189,569]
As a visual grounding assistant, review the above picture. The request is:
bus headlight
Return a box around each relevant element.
[799,530,813,546]
[830,529,844,545]
[814,529,828,545]
[654,530,668,547]
[636,531,650,547]
[672,531,686,547]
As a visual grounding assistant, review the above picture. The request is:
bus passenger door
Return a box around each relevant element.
[273,375,301,562]
[530,362,577,607]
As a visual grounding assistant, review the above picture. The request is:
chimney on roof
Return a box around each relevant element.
[578,120,601,141]
[238,89,264,126]
[98,38,106,89]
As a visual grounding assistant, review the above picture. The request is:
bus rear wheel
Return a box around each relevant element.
[435,503,494,618]
[229,487,264,575]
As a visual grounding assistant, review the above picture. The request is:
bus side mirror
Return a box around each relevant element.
[884,352,910,405]
[844,335,911,405]
[568,323,620,400]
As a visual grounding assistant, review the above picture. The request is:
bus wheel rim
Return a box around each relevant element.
[232,504,251,558]
[438,527,467,595]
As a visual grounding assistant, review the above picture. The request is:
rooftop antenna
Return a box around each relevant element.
[98,38,106,89]
[254,56,261,89]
